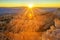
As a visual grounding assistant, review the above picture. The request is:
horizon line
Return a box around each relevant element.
[0,4,60,8]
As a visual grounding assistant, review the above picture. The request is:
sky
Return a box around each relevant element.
[0,0,60,7]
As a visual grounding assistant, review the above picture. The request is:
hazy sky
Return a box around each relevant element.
[0,0,60,3]
[0,0,60,7]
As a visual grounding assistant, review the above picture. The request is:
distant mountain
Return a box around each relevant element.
[0,7,26,14]
[0,7,57,14]
[0,7,60,17]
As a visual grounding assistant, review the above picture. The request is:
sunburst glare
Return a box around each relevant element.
[28,4,33,8]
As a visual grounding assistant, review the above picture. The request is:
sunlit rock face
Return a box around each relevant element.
[42,29,60,40]
[0,8,60,40]
[5,11,56,40]
[8,13,55,32]
[55,18,60,29]
[42,18,60,40]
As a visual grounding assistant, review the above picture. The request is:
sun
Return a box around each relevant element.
[28,4,33,8]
